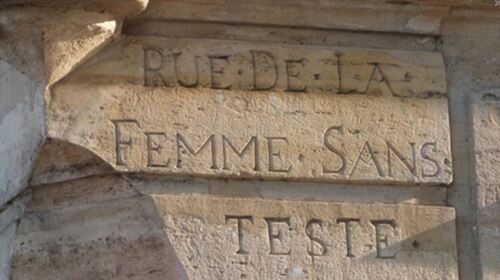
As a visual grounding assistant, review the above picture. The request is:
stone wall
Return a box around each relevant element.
[0,60,44,280]
[1,0,499,279]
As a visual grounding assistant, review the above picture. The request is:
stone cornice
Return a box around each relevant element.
[0,0,149,18]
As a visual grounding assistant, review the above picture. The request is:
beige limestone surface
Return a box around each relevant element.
[440,16,500,279]
[471,92,500,279]
[135,0,496,36]
[3,1,500,280]
[11,175,458,280]
[11,176,188,280]
[152,194,458,279]
[48,38,452,185]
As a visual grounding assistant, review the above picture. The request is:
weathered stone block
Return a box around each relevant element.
[152,194,458,279]
[11,176,458,279]
[48,38,452,185]
[11,176,188,280]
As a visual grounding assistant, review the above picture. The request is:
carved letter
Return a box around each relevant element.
[350,142,385,177]
[250,50,278,90]
[266,137,292,173]
[222,136,260,171]
[176,134,218,169]
[387,141,417,177]
[421,142,441,177]
[111,119,140,166]
[305,219,327,257]
[363,63,395,96]
[144,47,169,87]
[145,132,169,168]
[172,51,199,88]
[285,59,307,92]
[337,218,360,258]
[370,220,397,259]
[225,215,254,255]
[208,55,231,90]
[264,217,292,255]
[322,126,346,174]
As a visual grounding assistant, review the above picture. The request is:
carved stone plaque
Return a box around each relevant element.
[48,37,452,185]
[152,194,458,279]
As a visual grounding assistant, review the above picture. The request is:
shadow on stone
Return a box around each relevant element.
[30,138,114,187]
[12,174,189,280]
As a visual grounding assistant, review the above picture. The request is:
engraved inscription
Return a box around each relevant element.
[226,215,398,259]
[49,38,452,185]
[111,119,445,180]
[140,40,447,98]
[152,195,458,279]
